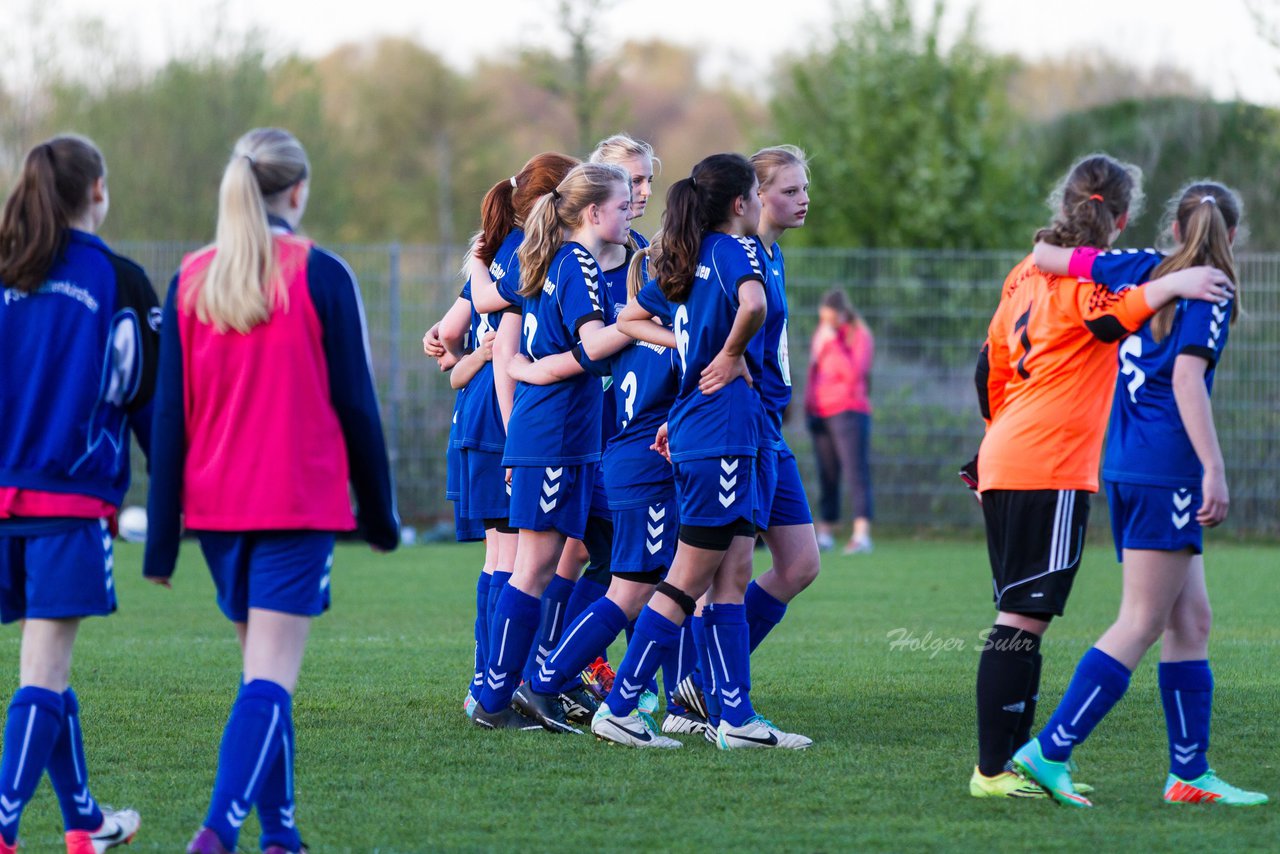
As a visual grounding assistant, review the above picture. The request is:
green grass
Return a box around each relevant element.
[5,539,1279,852]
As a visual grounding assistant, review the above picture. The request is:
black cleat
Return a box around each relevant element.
[673,675,709,719]
[471,703,542,731]
[512,684,582,734]
[559,685,601,723]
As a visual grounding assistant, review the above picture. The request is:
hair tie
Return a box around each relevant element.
[689,177,698,190]
[551,188,561,201]
[1200,195,1217,205]
[509,175,518,188]
[243,153,256,167]
[1088,194,1104,202]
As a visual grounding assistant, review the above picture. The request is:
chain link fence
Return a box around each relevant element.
[118,242,1280,539]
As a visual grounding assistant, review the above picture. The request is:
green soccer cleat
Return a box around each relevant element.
[1164,771,1269,806]
[1011,738,1092,807]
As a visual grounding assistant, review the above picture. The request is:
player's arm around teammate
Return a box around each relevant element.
[144,128,398,854]
[1010,183,1264,807]
[472,163,634,732]
[0,135,154,854]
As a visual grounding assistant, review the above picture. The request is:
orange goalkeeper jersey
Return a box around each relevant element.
[975,253,1155,493]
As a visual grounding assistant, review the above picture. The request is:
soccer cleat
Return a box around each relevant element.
[673,674,709,720]
[559,685,600,723]
[263,846,310,854]
[512,684,582,734]
[968,766,1048,799]
[581,656,615,700]
[186,828,231,854]
[1163,771,1269,806]
[463,692,478,719]
[66,808,141,854]
[638,690,659,715]
[662,710,712,737]
[470,704,543,731]
[590,702,682,749]
[1011,738,1092,807]
[716,715,812,750]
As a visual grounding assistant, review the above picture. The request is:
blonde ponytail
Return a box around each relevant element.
[187,128,310,334]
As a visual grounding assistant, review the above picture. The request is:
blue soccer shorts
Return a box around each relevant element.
[198,530,335,622]
[673,455,756,528]
[611,497,678,577]
[508,464,594,540]
[757,444,813,529]
[0,518,116,624]
[1105,481,1203,562]
[461,448,511,522]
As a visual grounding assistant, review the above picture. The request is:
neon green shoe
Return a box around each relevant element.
[969,766,1047,799]
[1164,771,1269,806]
[1067,759,1094,795]
[1011,738,1092,807]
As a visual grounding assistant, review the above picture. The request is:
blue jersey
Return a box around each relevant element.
[491,229,525,310]
[596,230,649,447]
[641,232,765,462]
[1084,249,1234,487]
[0,229,160,507]
[456,279,506,453]
[752,237,792,450]
[502,242,606,466]
[603,338,679,507]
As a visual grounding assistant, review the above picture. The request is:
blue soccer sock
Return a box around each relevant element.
[603,607,682,717]
[705,604,756,727]
[471,571,491,697]
[44,688,103,833]
[692,611,721,726]
[532,597,628,694]
[0,686,65,845]
[564,574,609,629]
[744,580,788,653]
[1037,647,1131,763]
[203,679,292,853]
[523,575,575,683]
[486,570,512,639]
[1159,659,1213,780]
[661,617,697,708]
[478,584,541,714]
[255,708,301,852]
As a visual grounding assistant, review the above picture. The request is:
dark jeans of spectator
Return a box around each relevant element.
[807,410,873,524]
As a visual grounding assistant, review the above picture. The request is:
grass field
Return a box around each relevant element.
[4,538,1278,852]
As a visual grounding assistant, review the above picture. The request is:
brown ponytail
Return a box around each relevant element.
[653,153,755,303]
[1034,153,1143,250]
[1149,182,1242,342]
[0,135,104,292]
[476,152,579,267]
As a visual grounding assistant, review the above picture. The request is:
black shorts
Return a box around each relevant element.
[982,489,1090,616]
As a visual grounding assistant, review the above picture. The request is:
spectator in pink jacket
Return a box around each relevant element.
[805,289,875,554]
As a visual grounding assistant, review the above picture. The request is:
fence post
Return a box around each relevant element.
[387,242,402,470]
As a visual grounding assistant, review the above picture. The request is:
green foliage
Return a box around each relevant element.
[9,540,1275,851]
[1030,97,1280,250]
[769,0,1043,250]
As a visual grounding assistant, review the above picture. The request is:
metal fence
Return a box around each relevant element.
[118,242,1280,539]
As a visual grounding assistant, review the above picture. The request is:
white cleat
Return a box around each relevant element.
[69,806,141,853]
[716,715,812,750]
[590,703,682,749]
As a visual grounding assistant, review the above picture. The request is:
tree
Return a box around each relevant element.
[769,0,1041,251]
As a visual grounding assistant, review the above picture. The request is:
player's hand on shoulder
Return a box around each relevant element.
[423,322,445,358]
[1165,266,1234,303]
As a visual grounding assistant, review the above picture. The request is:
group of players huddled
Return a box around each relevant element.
[424,136,821,748]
